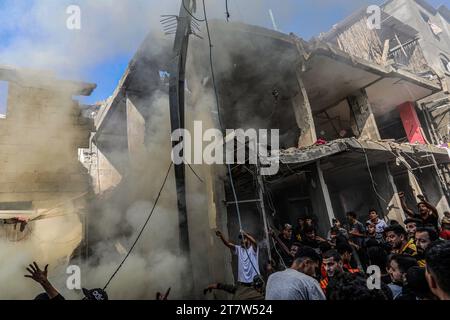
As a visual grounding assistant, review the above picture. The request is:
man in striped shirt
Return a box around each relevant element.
[320,250,344,293]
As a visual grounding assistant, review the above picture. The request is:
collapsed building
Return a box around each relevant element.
[380,0,450,144]
[0,65,95,264]
[82,5,450,296]
[319,0,450,178]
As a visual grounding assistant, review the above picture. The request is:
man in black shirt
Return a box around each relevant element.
[399,192,439,231]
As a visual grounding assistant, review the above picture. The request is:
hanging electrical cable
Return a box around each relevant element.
[225,0,231,21]
[201,0,263,280]
[350,137,388,205]
[103,162,173,290]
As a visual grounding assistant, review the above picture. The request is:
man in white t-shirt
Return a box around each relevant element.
[216,229,261,300]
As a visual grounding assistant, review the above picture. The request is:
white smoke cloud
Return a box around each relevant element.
[0,0,388,300]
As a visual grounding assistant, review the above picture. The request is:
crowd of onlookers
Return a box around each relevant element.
[24,191,450,301]
[210,192,450,300]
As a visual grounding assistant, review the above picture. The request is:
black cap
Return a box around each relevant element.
[82,288,109,301]
[34,292,50,300]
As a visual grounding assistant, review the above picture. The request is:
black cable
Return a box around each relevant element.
[225,0,231,21]
[202,0,262,280]
[183,0,206,22]
[351,138,388,203]
[103,162,173,290]
[185,161,205,183]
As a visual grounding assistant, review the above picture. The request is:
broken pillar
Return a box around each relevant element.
[372,164,405,224]
[308,161,335,236]
[347,89,381,140]
[293,72,317,147]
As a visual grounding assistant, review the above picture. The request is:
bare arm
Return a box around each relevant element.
[242,231,258,250]
[215,230,236,251]
[25,262,60,299]
[399,192,415,217]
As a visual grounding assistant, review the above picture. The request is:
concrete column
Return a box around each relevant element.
[417,168,450,219]
[373,164,405,224]
[408,171,424,199]
[293,72,317,148]
[309,161,335,237]
[347,89,381,140]
[126,95,146,171]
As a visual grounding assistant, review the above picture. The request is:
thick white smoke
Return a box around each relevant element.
[0,0,386,300]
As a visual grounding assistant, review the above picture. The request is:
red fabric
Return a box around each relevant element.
[397,102,426,144]
[440,230,450,240]
[321,264,327,279]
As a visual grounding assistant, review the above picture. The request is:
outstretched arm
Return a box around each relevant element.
[242,231,258,250]
[399,192,415,217]
[215,230,236,251]
[24,262,61,299]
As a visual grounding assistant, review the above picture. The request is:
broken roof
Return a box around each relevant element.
[206,21,441,115]
[319,6,419,42]
[299,39,441,115]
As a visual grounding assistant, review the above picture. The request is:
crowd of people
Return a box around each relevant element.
[208,192,450,300]
[23,191,450,301]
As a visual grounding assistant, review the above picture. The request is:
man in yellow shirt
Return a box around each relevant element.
[385,224,417,256]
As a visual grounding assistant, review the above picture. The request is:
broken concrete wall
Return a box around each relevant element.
[331,16,384,65]
[0,79,94,299]
[0,83,91,208]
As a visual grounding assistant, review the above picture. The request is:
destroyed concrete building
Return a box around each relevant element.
[0,65,95,262]
[317,0,450,228]
[83,11,450,297]
[321,0,450,151]
[381,0,450,153]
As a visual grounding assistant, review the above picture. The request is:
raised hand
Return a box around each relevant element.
[156,288,171,300]
[24,262,48,285]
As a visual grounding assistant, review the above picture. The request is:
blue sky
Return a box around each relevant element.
[0,0,447,105]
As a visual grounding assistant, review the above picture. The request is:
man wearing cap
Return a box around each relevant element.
[82,288,109,300]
